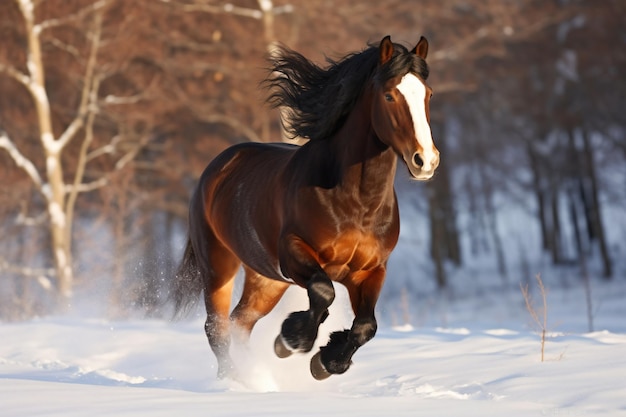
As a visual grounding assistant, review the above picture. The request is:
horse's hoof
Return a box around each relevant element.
[310,351,331,380]
[274,334,293,358]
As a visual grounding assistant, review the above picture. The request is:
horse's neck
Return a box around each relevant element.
[330,93,397,201]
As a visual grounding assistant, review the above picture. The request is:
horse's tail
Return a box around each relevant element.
[170,237,203,319]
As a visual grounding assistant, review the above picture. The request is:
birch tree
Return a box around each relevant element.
[0,0,140,305]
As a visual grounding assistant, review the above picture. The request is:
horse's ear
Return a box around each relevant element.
[411,36,429,60]
[379,35,394,65]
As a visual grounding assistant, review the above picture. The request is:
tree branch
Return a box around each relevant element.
[114,135,152,170]
[15,210,48,226]
[0,257,55,292]
[0,131,44,190]
[195,113,262,143]
[64,10,105,247]
[0,63,31,87]
[163,72,262,142]
[85,140,117,162]
[36,0,108,32]
[48,37,81,58]
[56,5,104,151]
[431,8,576,63]
[162,0,263,19]
[102,93,145,105]
[65,177,108,193]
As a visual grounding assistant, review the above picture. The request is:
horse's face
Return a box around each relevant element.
[371,36,439,181]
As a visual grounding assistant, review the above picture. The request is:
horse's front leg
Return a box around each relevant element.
[275,271,335,356]
[274,236,336,357]
[310,267,386,380]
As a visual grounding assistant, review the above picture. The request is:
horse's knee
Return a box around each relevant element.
[307,273,335,310]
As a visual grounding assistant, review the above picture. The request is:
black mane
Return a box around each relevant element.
[264,41,429,142]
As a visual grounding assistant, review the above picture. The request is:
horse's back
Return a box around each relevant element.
[197,141,296,194]
[201,141,296,176]
[192,141,298,279]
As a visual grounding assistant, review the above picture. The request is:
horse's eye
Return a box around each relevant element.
[384,93,394,102]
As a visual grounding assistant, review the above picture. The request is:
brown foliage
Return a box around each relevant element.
[0,0,623,315]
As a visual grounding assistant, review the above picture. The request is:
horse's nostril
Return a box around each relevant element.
[413,153,424,168]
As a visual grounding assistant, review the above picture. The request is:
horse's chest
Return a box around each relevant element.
[317,230,387,277]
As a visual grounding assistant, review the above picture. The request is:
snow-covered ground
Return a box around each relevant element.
[3,177,626,416]
[2,277,625,417]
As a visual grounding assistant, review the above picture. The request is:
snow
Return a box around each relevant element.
[17,0,34,19]
[3,168,624,416]
[2,280,626,417]
[48,202,66,229]
[3,163,626,416]
[0,133,45,188]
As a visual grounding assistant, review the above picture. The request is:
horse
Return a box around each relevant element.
[171,35,439,380]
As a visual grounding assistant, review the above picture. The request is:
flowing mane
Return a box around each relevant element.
[264,41,429,141]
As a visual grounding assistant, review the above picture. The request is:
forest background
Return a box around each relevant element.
[0,0,624,322]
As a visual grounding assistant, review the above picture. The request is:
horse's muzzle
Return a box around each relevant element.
[406,150,439,180]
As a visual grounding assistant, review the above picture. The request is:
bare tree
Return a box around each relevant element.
[0,0,155,307]
[0,0,106,303]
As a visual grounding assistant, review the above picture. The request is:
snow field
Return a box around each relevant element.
[2,280,626,416]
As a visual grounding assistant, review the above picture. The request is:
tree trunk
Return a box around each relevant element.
[548,185,563,264]
[427,124,460,289]
[429,198,448,289]
[581,129,612,278]
[47,164,73,302]
[485,192,508,283]
[568,187,594,332]
[526,141,551,253]
[476,149,508,283]
[13,1,104,305]
[17,0,74,303]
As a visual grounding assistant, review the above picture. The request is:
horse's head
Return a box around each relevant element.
[371,36,439,181]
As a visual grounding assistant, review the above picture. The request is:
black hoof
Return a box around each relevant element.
[310,351,332,380]
[274,334,293,358]
[280,310,317,353]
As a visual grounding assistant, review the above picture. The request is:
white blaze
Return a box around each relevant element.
[396,73,436,171]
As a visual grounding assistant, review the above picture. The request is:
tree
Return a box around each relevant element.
[0,0,106,303]
[0,0,159,306]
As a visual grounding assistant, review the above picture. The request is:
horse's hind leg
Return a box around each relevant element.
[197,237,241,379]
[310,267,386,380]
[230,267,290,343]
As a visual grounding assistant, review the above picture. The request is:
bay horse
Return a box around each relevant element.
[172,35,439,380]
